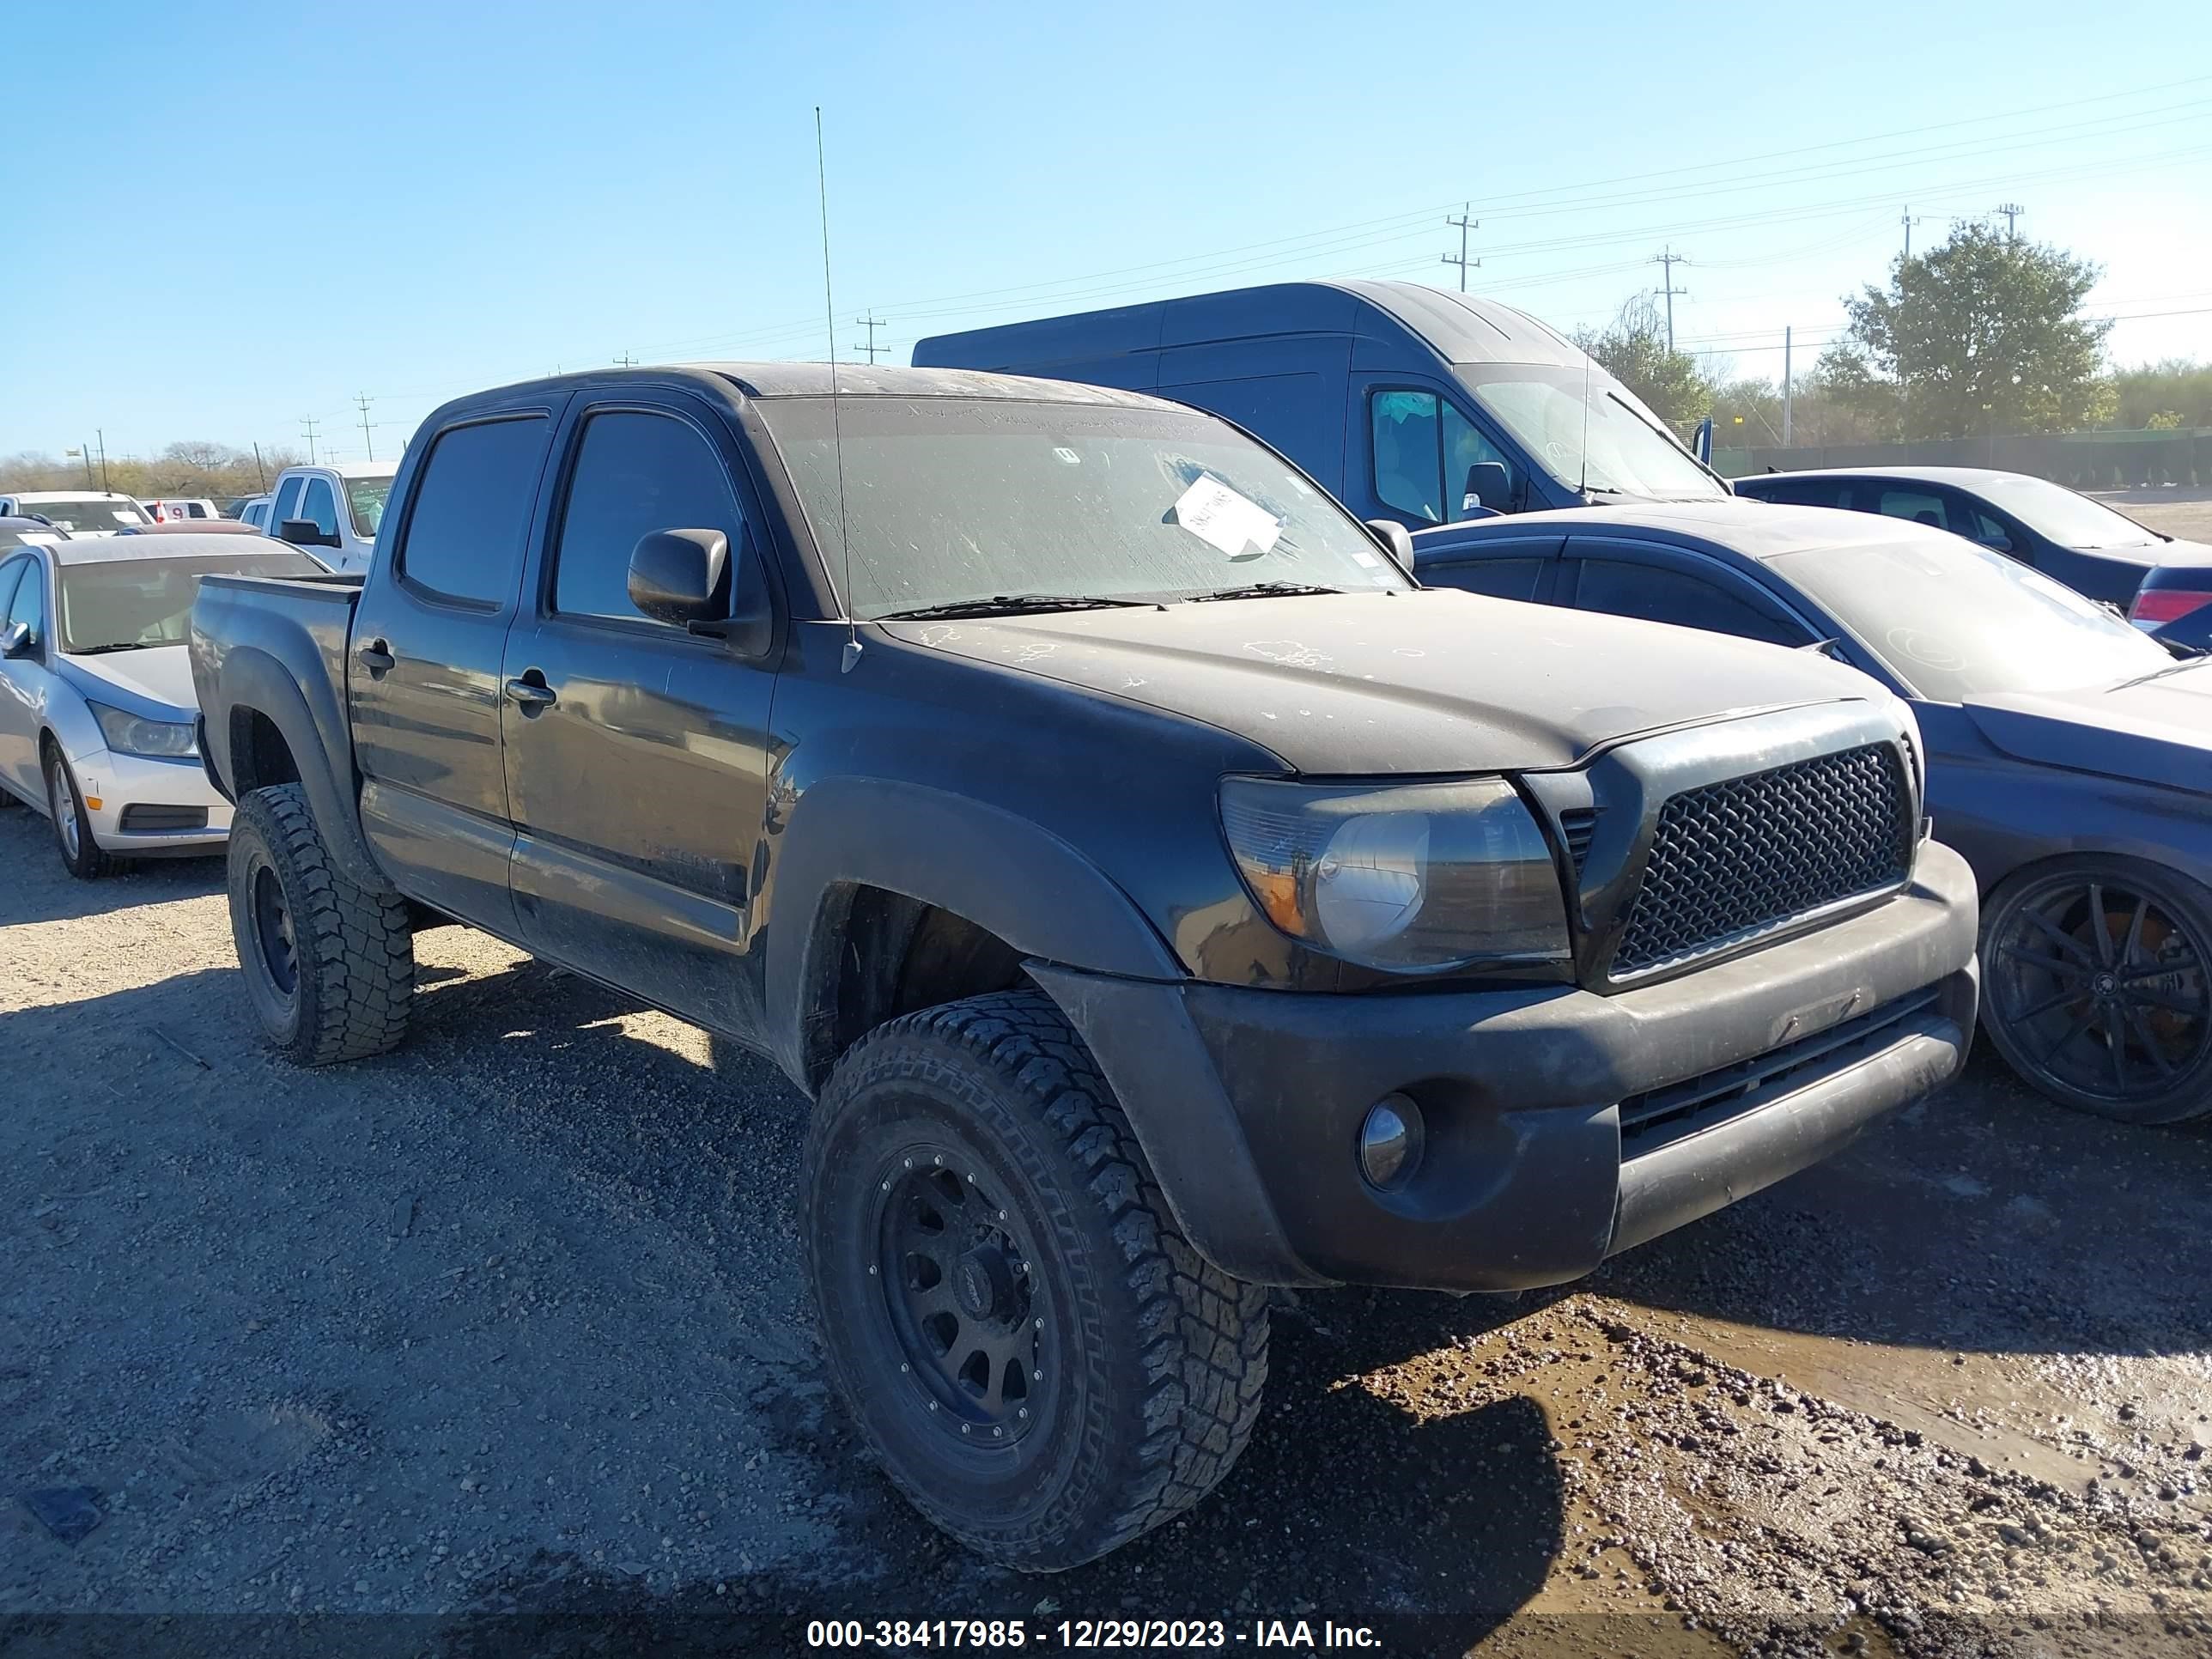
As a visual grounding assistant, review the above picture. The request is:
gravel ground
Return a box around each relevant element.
[3,805,2209,1657]
[2099,487,2212,544]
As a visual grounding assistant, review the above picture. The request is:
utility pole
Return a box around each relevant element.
[75,443,94,487]
[852,316,887,364]
[354,393,376,463]
[300,416,319,465]
[1994,201,2025,240]
[1782,326,1793,447]
[95,429,110,490]
[1441,204,1480,292]
[1900,206,1928,260]
[612,352,638,367]
[252,442,267,489]
[1651,246,1691,352]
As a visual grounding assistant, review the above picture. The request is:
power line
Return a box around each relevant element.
[1441,204,1479,292]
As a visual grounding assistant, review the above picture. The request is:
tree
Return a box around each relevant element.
[2108,358,2212,430]
[1573,293,1717,437]
[1830,223,2113,440]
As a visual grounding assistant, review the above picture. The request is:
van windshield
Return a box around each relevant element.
[761,396,1410,619]
[1459,365,1725,502]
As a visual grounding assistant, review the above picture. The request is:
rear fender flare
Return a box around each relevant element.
[210,647,392,895]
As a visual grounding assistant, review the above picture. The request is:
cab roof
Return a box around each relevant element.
[48,530,301,565]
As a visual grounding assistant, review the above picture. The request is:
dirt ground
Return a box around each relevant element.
[3,807,2209,1658]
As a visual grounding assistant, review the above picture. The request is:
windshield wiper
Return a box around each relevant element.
[70,641,157,655]
[1188,580,1346,602]
[875,593,1156,621]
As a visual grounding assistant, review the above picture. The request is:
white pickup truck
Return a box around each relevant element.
[264,460,396,574]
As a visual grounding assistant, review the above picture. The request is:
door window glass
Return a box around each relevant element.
[301,477,340,538]
[270,476,304,527]
[1750,477,1845,507]
[1442,402,1516,516]
[552,411,744,625]
[396,416,551,607]
[1875,488,1951,532]
[1572,557,1807,647]
[1371,391,1443,523]
[0,558,24,619]
[1421,556,1544,602]
[8,556,46,644]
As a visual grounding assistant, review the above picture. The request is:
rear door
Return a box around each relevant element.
[349,403,563,932]
[1413,532,1567,604]
[1559,538,1821,649]
[499,390,779,1043]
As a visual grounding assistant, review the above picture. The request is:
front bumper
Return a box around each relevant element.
[1032,840,1979,1293]
[76,746,234,855]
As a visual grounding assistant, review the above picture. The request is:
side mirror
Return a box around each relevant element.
[1462,461,1512,515]
[278,518,340,550]
[629,528,729,626]
[1364,518,1417,578]
[0,620,30,659]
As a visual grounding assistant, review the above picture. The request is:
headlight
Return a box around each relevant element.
[90,702,198,758]
[1218,776,1570,971]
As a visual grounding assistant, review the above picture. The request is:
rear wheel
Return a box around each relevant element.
[1980,856,2212,1124]
[803,990,1267,1571]
[227,783,415,1066]
[45,746,115,880]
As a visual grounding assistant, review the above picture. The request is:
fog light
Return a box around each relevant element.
[1358,1094,1425,1191]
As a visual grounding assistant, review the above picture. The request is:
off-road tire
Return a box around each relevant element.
[45,744,117,879]
[228,783,414,1066]
[804,988,1268,1571]
[1980,854,2212,1125]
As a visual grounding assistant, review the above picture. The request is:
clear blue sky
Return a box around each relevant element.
[6,0,2209,464]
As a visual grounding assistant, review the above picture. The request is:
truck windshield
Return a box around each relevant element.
[760,397,1411,619]
[22,497,148,532]
[1768,536,2172,702]
[346,474,395,539]
[1459,365,1725,502]
[59,550,325,653]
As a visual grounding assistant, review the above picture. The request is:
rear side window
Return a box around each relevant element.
[1874,487,1953,532]
[270,476,304,527]
[1571,557,1807,648]
[551,410,744,625]
[301,477,340,538]
[1748,477,1846,508]
[396,416,551,607]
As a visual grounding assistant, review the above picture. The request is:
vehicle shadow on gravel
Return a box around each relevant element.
[1591,1054,2212,1359]
[0,817,223,922]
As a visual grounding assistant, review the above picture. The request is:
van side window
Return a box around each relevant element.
[552,411,745,626]
[395,416,551,608]
[1371,392,1516,525]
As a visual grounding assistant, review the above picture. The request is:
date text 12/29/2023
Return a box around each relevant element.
[805,1619,1385,1650]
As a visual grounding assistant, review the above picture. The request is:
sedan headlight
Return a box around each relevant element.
[1218,776,1570,971]
[90,702,198,759]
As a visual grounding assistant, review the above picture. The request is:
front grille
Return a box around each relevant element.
[1620,987,1941,1145]
[1610,743,1911,978]
[118,805,208,833]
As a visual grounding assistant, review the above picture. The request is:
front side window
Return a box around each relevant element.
[0,556,25,617]
[554,411,744,624]
[301,477,341,538]
[1571,557,1808,648]
[8,556,46,644]
[270,476,304,527]
[395,416,550,607]
[1369,392,1512,525]
[761,397,1408,620]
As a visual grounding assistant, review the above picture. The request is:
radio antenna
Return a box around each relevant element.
[817,106,860,673]
[1577,333,1593,502]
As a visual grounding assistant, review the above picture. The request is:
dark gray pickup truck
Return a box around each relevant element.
[191,363,1979,1571]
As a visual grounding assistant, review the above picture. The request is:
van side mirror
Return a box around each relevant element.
[278,518,340,550]
[1364,519,1417,578]
[1462,461,1512,514]
[0,620,30,659]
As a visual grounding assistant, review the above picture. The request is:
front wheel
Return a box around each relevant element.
[803,990,1268,1571]
[227,783,415,1066]
[46,747,116,879]
[1980,856,2212,1124]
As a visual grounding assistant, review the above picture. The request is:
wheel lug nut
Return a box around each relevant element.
[903,1158,914,1170]
[899,1364,908,1373]
[866,1266,877,1275]
[927,1401,938,1412]
[998,1210,1007,1220]
[933,1155,944,1166]
[993,1426,1004,1438]
[1034,1317,1043,1329]
[960,1424,970,1435]
[1018,1408,1029,1420]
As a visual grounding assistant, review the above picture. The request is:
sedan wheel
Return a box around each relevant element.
[44,748,116,880]
[1982,859,2212,1124]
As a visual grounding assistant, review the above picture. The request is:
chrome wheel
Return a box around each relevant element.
[46,753,79,860]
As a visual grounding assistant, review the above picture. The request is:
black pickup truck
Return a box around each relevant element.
[191,363,1979,1571]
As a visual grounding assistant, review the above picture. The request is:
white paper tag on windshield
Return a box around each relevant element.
[1173,476,1281,558]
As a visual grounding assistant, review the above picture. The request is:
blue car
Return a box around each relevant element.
[1414,500,2212,1125]
[1731,465,2212,615]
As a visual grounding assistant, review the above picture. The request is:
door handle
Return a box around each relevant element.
[356,639,395,674]
[503,676,557,713]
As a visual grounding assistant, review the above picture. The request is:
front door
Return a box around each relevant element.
[500,395,778,1044]
[349,406,562,932]
[0,556,40,799]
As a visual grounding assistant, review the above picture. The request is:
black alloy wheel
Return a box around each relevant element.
[1982,858,2212,1124]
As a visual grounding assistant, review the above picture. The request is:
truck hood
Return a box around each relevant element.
[884,589,1884,775]
[1964,659,2212,794]
[58,642,198,717]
